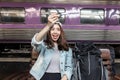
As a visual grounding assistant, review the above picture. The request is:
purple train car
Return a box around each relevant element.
[0,2,120,61]
[0,2,120,43]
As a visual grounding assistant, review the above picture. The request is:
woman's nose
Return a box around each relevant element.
[53,29,58,33]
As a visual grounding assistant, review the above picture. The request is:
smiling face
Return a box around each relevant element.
[50,24,61,42]
[46,22,68,50]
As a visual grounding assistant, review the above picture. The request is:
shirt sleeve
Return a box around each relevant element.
[64,48,73,80]
[31,33,45,53]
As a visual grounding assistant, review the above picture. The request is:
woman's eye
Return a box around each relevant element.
[51,28,54,31]
[57,28,60,31]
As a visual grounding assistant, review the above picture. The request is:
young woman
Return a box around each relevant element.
[30,13,73,80]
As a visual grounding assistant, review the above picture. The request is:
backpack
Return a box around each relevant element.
[71,41,106,80]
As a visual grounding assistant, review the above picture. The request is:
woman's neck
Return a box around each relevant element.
[54,42,58,50]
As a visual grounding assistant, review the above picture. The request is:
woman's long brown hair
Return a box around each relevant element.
[45,23,69,51]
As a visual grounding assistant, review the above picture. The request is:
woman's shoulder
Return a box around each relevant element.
[65,47,72,53]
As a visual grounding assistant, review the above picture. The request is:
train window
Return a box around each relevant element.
[107,9,120,25]
[80,8,104,24]
[0,7,25,23]
[40,8,65,23]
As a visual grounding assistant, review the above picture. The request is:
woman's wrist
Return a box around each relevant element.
[46,22,53,28]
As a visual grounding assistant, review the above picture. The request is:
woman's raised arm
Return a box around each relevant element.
[35,13,59,42]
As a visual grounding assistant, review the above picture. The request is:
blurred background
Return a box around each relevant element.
[0,0,120,80]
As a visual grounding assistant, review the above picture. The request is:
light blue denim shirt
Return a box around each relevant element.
[30,34,73,80]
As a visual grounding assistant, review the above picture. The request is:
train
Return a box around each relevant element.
[0,2,120,42]
[0,2,120,62]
